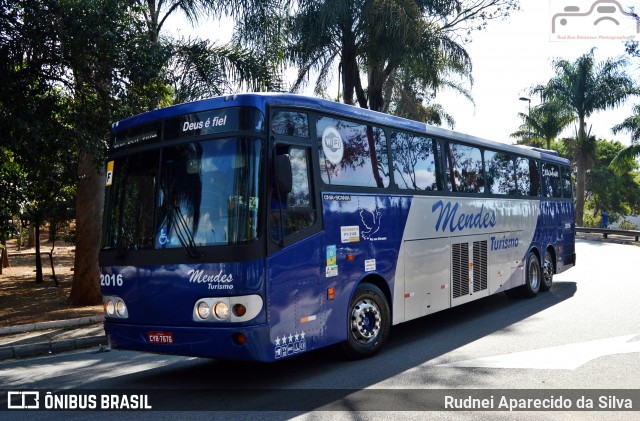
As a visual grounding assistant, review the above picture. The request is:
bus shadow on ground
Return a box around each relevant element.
[82,281,577,412]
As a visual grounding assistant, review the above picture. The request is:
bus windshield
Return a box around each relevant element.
[102,137,263,251]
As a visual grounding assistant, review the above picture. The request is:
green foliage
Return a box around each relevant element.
[613,104,640,141]
[511,100,575,149]
[282,0,517,115]
[611,104,640,175]
[618,220,639,230]
[582,138,640,224]
[0,148,27,240]
[168,38,283,103]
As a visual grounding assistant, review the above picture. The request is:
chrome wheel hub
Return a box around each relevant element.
[350,299,381,344]
[529,259,540,290]
[543,256,553,284]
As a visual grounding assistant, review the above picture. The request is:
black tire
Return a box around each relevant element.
[540,250,554,292]
[342,283,390,359]
[522,251,541,298]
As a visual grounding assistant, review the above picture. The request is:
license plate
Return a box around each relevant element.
[147,331,173,344]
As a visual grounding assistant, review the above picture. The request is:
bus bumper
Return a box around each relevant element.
[104,321,274,362]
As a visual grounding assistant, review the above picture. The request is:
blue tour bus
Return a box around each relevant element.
[99,93,576,362]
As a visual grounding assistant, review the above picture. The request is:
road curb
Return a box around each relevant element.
[0,315,105,336]
[0,334,108,361]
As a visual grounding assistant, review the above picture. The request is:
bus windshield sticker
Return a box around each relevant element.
[322,126,344,164]
[105,161,114,186]
[341,226,360,243]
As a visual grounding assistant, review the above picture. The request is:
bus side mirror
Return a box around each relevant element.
[276,154,292,194]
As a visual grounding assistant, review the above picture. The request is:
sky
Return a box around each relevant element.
[165,0,640,146]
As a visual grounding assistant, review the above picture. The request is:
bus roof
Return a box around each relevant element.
[112,93,570,165]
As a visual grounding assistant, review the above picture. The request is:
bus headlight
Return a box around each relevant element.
[192,295,263,322]
[116,299,127,317]
[196,301,211,320]
[213,302,229,320]
[104,296,128,319]
[106,299,115,316]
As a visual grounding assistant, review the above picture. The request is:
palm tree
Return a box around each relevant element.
[168,38,282,103]
[384,66,474,128]
[287,0,517,113]
[140,1,282,104]
[535,50,639,226]
[511,101,575,150]
[610,104,640,173]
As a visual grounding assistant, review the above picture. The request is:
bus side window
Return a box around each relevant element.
[561,166,573,198]
[529,159,541,197]
[271,111,309,138]
[485,150,516,195]
[542,163,561,198]
[270,147,316,242]
[391,132,441,191]
[445,142,484,193]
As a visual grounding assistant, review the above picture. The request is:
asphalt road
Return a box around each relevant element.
[1,239,639,420]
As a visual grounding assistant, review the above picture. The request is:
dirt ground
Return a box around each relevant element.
[0,239,103,328]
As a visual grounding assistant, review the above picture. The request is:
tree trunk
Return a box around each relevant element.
[27,224,35,248]
[367,67,385,112]
[575,116,587,226]
[341,29,358,106]
[1,237,9,270]
[70,150,104,305]
[381,69,396,114]
[34,221,43,283]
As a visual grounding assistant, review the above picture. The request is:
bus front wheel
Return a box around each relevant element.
[522,251,541,298]
[342,283,390,359]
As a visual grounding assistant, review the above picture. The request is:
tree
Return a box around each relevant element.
[62,0,280,304]
[382,44,475,128]
[140,0,282,104]
[0,148,26,273]
[535,49,639,226]
[49,0,157,304]
[286,0,518,113]
[610,104,640,173]
[0,0,78,283]
[583,138,640,226]
[511,101,575,150]
[168,38,282,103]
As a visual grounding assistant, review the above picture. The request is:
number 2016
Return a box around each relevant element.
[101,274,123,286]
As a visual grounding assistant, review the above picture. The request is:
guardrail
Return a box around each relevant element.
[576,227,640,242]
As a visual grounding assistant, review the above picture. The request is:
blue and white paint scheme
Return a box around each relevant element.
[100,93,575,362]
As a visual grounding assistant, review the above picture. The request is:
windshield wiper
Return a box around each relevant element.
[165,205,202,259]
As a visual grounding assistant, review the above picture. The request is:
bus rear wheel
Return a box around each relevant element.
[342,283,390,359]
[522,251,541,298]
[541,250,554,292]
